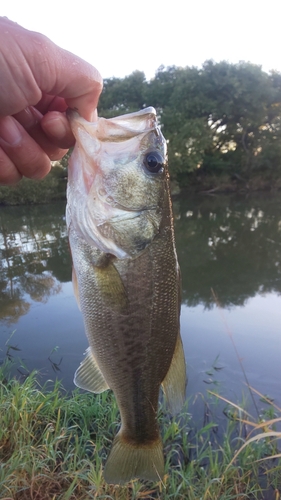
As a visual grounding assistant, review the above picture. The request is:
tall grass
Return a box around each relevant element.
[0,357,280,499]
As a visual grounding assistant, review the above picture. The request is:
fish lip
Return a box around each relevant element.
[66,107,159,143]
[109,201,158,213]
[110,106,157,121]
[66,106,157,123]
[95,202,158,227]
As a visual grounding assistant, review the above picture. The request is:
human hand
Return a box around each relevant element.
[0,17,102,184]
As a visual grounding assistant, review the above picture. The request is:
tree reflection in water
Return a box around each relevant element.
[1,195,281,321]
[174,193,281,308]
[0,195,280,398]
[0,203,69,325]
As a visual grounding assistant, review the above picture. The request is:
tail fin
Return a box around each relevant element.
[103,433,164,485]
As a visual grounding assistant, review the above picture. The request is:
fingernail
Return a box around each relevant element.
[0,116,22,145]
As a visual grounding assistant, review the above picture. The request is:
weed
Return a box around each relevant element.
[0,358,280,499]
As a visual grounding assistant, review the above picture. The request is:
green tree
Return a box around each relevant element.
[97,62,281,186]
[98,70,147,117]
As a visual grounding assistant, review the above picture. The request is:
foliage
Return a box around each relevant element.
[2,62,281,206]
[98,70,147,117]
[0,162,67,205]
[98,61,281,186]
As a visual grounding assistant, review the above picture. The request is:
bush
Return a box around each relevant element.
[0,164,67,205]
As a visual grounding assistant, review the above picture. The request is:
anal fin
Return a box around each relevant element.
[74,347,109,393]
[161,333,187,415]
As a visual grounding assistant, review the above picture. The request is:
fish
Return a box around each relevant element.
[66,107,186,485]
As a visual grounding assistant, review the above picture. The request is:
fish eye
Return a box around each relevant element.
[144,152,164,174]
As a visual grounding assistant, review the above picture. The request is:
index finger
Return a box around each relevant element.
[37,44,103,121]
[55,52,103,121]
[1,19,103,121]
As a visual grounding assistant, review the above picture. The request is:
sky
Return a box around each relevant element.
[2,0,280,80]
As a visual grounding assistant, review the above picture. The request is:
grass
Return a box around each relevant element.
[0,359,280,499]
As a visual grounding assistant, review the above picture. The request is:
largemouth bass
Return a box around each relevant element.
[66,107,186,484]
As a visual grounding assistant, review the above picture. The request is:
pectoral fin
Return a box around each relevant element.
[94,255,128,311]
[74,347,109,393]
[161,333,187,415]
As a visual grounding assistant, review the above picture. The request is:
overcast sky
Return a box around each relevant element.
[2,0,280,80]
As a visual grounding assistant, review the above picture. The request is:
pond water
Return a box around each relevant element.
[0,194,280,419]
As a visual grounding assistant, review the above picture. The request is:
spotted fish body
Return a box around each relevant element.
[66,107,186,484]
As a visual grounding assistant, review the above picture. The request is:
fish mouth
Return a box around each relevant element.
[67,107,164,259]
[106,206,156,225]
[95,175,158,214]
[67,107,158,143]
[103,211,141,225]
[109,200,158,213]
[95,200,158,226]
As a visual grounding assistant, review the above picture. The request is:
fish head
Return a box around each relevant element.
[67,107,169,258]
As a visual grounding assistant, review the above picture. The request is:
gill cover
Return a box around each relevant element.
[66,108,167,259]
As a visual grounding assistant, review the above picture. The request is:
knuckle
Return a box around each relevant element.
[20,151,51,179]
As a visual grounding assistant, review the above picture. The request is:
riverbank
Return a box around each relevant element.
[176,169,281,195]
[1,163,281,206]
[0,361,280,499]
[0,164,67,206]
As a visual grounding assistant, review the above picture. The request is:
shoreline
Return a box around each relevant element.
[0,362,280,498]
[1,172,281,206]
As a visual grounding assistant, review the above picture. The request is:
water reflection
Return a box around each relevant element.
[175,194,281,308]
[0,195,280,408]
[0,203,70,325]
[1,196,281,325]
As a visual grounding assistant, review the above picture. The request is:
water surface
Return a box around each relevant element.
[0,195,280,417]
